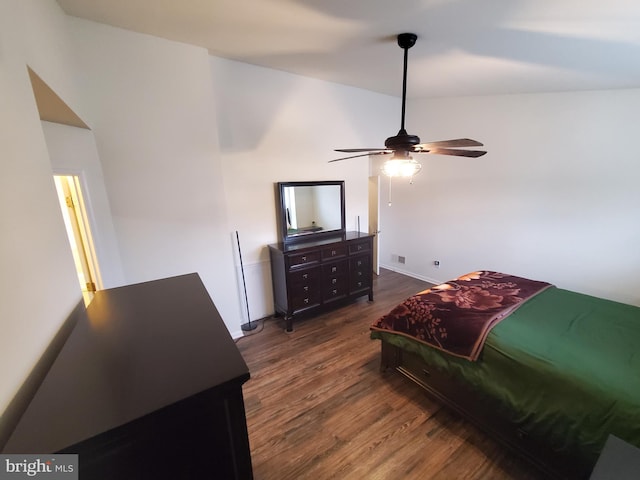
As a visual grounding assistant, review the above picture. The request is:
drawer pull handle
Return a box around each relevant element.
[332,289,337,295]
[357,261,362,266]
[304,298,309,304]
[331,250,336,256]
[301,256,307,262]
[332,278,337,284]
[303,286,309,291]
[331,266,337,273]
[357,282,362,287]
[303,273,308,279]
[357,271,362,276]
[358,245,363,250]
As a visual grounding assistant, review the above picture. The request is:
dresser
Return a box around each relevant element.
[3,274,253,479]
[269,231,374,331]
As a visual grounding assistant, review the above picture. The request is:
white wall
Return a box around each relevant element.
[66,18,246,335]
[211,57,397,320]
[379,89,640,306]
[0,0,85,417]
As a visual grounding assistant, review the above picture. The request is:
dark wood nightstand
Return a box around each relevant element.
[590,435,640,479]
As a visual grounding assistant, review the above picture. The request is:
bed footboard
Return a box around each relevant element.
[379,339,591,480]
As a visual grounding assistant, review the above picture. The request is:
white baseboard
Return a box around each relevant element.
[379,263,442,286]
[230,329,244,340]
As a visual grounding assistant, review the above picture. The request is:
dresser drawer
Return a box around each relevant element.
[289,266,320,284]
[288,250,320,269]
[324,271,346,289]
[322,258,347,302]
[322,276,348,302]
[291,290,321,311]
[350,275,371,293]
[322,259,348,276]
[321,244,347,260]
[350,254,371,272]
[350,255,371,293]
[291,278,319,297]
[348,239,371,255]
[289,266,321,312]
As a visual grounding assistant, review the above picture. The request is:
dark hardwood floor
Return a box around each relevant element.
[237,268,545,480]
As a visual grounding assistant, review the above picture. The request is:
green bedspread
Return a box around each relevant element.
[371,286,640,466]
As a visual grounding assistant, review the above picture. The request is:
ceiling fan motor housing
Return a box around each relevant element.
[385,129,420,150]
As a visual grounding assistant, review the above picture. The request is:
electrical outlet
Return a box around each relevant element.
[434,260,440,268]
[398,256,406,264]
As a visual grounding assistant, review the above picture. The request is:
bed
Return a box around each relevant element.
[370,271,640,479]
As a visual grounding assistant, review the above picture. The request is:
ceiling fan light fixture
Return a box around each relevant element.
[381,156,422,178]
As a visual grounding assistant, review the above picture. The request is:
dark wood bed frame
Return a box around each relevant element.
[380,339,593,480]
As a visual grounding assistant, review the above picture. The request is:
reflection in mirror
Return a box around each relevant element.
[277,181,345,243]
[283,185,341,234]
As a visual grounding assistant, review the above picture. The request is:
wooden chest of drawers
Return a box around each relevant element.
[269,232,374,331]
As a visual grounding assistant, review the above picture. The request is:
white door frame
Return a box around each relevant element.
[368,175,381,275]
[53,173,102,304]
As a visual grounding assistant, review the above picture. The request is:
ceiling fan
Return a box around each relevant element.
[330,33,486,177]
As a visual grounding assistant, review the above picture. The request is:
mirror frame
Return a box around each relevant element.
[276,180,346,244]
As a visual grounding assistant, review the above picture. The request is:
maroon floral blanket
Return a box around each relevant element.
[371,271,552,361]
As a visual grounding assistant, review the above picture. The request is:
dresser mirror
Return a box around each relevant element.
[276,181,345,244]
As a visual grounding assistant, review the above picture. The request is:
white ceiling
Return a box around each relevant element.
[56,0,640,98]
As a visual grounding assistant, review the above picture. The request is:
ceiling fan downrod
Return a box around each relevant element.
[385,33,420,151]
[398,33,416,133]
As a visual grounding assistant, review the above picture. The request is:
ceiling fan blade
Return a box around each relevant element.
[329,151,390,162]
[334,148,389,153]
[418,147,487,158]
[415,138,484,149]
